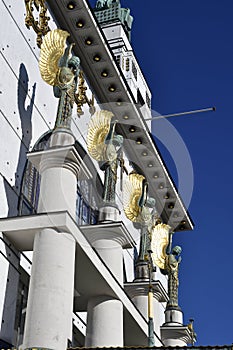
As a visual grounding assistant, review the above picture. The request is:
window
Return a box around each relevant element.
[14,266,30,346]
[19,132,99,225]
[126,57,130,71]
[132,61,137,80]
[18,131,51,215]
[146,92,151,109]
[115,54,121,66]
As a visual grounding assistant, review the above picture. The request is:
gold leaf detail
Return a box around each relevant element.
[151,223,170,269]
[123,173,145,222]
[39,29,70,86]
[86,110,114,161]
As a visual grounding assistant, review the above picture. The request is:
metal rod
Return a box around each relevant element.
[147,250,155,347]
[145,106,216,121]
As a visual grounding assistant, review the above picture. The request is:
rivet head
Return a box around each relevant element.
[94,55,101,61]
[67,2,76,10]
[129,126,136,132]
[136,138,142,145]
[101,71,108,77]
[76,21,84,28]
[109,85,116,92]
[85,38,92,45]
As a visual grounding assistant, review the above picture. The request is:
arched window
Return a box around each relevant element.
[19,132,101,225]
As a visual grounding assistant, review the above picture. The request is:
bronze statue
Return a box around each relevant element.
[165,245,182,308]
[100,121,123,204]
[96,0,112,9]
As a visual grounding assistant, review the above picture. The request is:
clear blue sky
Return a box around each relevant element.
[89,0,233,345]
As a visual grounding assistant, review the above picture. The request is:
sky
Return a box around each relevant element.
[89,0,233,345]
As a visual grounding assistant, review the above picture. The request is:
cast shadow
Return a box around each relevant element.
[4,63,36,217]
[1,63,36,347]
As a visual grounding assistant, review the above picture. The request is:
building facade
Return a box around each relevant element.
[0,0,195,349]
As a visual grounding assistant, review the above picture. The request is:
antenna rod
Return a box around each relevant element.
[145,106,216,121]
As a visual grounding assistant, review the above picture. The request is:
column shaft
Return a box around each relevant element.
[85,296,123,347]
[23,228,76,350]
[83,227,130,347]
[23,145,80,350]
[38,166,77,217]
[92,239,123,284]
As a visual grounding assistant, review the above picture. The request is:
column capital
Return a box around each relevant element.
[81,221,135,249]
[27,145,92,178]
[125,281,168,302]
[160,324,193,346]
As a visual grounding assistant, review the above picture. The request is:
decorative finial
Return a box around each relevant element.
[188,318,197,345]
[95,0,114,9]
[94,0,133,41]
[75,70,95,117]
[24,0,50,47]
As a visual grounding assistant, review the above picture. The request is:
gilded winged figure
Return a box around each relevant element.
[86,110,123,204]
[151,224,182,308]
[123,173,157,261]
[39,29,80,129]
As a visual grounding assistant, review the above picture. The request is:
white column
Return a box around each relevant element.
[38,166,77,217]
[161,309,193,346]
[92,237,124,284]
[86,296,123,347]
[124,281,168,345]
[163,337,189,347]
[84,226,132,347]
[161,324,193,347]
[23,228,76,350]
[23,145,80,350]
[35,147,80,218]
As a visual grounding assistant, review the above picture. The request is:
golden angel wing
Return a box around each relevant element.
[39,29,70,85]
[86,110,113,161]
[151,223,170,269]
[123,173,145,222]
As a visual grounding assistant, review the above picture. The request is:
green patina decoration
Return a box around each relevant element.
[94,0,133,40]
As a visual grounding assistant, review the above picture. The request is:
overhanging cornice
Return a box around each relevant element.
[46,0,194,232]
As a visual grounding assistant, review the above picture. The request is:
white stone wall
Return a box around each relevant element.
[0,1,89,345]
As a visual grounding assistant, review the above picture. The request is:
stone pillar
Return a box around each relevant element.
[36,147,80,217]
[22,145,81,350]
[86,296,123,347]
[83,225,133,347]
[23,229,75,350]
[125,281,168,344]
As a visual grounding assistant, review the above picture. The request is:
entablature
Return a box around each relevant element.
[46,0,193,232]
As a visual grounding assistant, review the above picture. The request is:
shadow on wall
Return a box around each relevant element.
[3,63,36,217]
[1,63,36,347]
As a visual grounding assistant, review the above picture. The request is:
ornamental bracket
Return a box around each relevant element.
[75,70,96,116]
[24,0,50,48]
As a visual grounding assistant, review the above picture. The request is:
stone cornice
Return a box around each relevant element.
[27,145,92,179]
[125,280,168,302]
